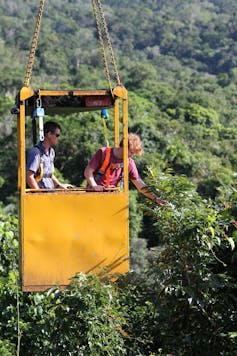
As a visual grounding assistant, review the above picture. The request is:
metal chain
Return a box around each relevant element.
[96,0,121,86]
[91,0,113,94]
[24,0,119,91]
[24,0,45,87]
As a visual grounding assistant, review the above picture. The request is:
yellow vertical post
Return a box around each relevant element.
[114,98,119,146]
[18,92,26,284]
[18,103,26,192]
[113,85,128,192]
[122,93,128,193]
[17,113,21,192]
[18,90,27,192]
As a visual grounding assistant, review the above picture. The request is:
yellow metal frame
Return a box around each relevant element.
[18,86,129,291]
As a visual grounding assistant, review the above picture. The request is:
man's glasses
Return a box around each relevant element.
[54,133,60,137]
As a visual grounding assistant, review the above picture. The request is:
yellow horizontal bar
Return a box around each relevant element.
[25,187,120,193]
[38,89,111,97]
[25,187,86,192]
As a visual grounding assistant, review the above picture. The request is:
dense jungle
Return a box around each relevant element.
[0,0,237,354]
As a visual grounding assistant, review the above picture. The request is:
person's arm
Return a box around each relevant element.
[26,170,40,189]
[84,165,104,191]
[52,174,74,189]
[131,178,168,206]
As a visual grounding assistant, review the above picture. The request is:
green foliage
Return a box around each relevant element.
[130,237,150,275]
[0,212,19,355]
[0,124,18,204]
[0,176,237,355]
[120,168,237,355]
[0,1,237,354]
[19,275,127,355]
[0,213,18,275]
[0,339,15,356]
[128,190,143,240]
[184,103,219,126]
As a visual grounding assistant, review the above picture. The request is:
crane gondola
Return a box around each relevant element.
[13,0,129,291]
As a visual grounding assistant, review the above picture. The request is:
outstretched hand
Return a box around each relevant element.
[155,198,170,207]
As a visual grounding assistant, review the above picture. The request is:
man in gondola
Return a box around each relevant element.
[26,121,73,190]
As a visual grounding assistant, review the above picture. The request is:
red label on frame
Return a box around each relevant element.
[85,95,112,107]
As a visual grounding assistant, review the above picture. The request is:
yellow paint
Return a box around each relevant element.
[113,85,127,99]
[21,191,129,290]
[38,89,110,96]
[20,86,34,100]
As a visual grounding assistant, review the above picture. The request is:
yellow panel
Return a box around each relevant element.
[21,191,129,291]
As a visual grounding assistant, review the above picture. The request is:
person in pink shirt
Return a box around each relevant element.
[84,133,167,206]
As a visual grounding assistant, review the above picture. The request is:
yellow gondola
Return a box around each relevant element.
[14,0,129,291]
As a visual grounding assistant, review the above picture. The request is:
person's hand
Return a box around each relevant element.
[65,184,75,189]
[92,185,104,192]
[58,183,74,189]
[155,198,169,207]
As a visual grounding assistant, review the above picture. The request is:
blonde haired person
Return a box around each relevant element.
[84,133,167,206]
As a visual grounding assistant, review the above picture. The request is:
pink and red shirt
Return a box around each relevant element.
[89,147,139,187]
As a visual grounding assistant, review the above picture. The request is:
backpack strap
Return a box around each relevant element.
[34,144,45,182]
[94,147,112,186]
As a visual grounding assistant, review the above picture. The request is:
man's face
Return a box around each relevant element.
[48,128,61,146]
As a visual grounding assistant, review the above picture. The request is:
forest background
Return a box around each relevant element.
[0,0,237,355]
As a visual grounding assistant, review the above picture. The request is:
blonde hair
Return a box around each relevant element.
[120,133,143,156]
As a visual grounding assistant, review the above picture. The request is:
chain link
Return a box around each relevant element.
[96,0,121,86]
[91,0,121,93]
[91,0,113,94]
[24,0,120,92]
[24,0,45,87]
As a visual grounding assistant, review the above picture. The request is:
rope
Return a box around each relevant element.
[24,0,45,87]
[102,117,109,146]
[16,278,22,356]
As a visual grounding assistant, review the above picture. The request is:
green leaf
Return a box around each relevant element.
[225,236,235,250]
